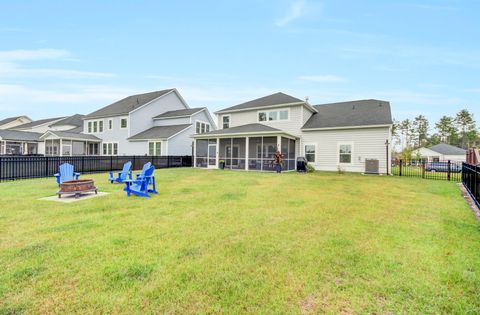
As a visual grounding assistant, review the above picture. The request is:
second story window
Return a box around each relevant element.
[99,120,104,132]
[88,122,92,133]
[88,119,104,133]
[195,121,210,134]
[108,119,113,130]
[258,109,289,122]
[222,115,230,129]
[93,121,98,133]
[120,118,128,129]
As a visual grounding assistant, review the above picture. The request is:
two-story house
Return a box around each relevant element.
[192,92,393,173]
[82,89,216,156]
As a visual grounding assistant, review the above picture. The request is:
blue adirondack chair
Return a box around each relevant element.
[124,166,157,197]
[109,161,132,183]
[54,163,80,186]
[135,162,152,180]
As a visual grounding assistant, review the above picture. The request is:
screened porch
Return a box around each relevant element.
[194,136,296,171]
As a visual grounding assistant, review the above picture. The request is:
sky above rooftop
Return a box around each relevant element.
[0,0,479,125]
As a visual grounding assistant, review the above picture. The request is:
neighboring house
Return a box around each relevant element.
[83,89,216,156]
[0,116,32,130]
[193,92,393,173]
[12,116,65,133]
[0,129,42,155]
[413,143,466,162]
[39,114,101,156]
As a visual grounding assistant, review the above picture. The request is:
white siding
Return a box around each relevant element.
[167,126,195,156]
[226,105,305,137]
[129,91,188,136]
[301,127,391,173]
[153,117,190,126]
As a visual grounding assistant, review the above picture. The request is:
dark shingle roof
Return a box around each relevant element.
[84,89,174,119]
[428,143,466,155]
[49,114,84,127]
[0,116,29,127]
[154,107,205,119]
[12,117,65,130]
[44,130,101,141]
[302,99,392,129]
[0,130,42,141]
[128,124,191,140]
[195,123,281,136]
[216,92,304,113]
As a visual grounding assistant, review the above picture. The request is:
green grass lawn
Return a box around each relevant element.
[1,169,479,314]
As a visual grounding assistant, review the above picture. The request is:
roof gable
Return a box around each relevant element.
[84,89,175,119]
[216,92,305,113]
[49,114,84,127]
[0,115,32,127]
[128,124,191,140]
[428,143,466,155]
[11,117,65,130]
[154,107,205,119]
[302,99,392,129]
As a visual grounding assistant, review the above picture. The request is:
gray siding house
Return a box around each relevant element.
[83,89,216,156]
[193,92,393,173]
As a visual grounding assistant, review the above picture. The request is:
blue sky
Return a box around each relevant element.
[0,0,479,126]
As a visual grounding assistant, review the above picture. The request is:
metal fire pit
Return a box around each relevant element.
[58,179,97,199]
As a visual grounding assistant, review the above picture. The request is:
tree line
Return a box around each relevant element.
[392,109,479,152]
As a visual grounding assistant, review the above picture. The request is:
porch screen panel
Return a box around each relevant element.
[281,137,289,170]
[262,137,277,171]
[288,139,296,170]
[72,141,85,155]
[219,138,231,168]
[232,138,246,170]
[248,137,262,170]
[27,143,38,155]
[195,139,208,167]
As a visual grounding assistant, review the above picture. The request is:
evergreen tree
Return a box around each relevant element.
[435,116,456,145]
[412,115,429,147]
[455,109,477,148]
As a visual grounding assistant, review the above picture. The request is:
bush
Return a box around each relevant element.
[337,165,345,174]
[306,163,315,173]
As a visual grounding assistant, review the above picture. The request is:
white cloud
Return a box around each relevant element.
[0,49,69,61]
[299,74,346,83]
[275,0,307,27]
[0,49,115,79]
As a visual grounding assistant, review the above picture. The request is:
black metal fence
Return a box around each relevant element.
[0,155,192,182]
[462,163,480,208]
[391,159,462,181]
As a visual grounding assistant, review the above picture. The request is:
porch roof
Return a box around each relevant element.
[128,124,191,141]
[192,123,298,139]
[40,130,102,142]
[0,130,42,142]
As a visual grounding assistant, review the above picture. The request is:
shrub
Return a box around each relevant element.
[306,164,315,173]
[337,165,345,174]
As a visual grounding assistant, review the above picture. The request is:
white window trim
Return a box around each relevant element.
[148,141,162,156]
[120,117,128,129]
[195,120,211,134]
[108,118,113,130]
[304,143,317,164]
[222,114,231,129]
[257,108,290,122]
[337,142,354,165]
[102,142,119,156]
[87,119,105,134]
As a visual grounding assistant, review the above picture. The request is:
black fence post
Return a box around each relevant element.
[447,160,451,181]
[0,156,2,182]
[167,156,170,168]
[399,159,403,176]
[81,156,85,173]
[45,156,49,177]
[422,160,426,179]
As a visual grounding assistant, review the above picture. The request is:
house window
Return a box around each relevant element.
[148,142,162,156]
[195,121,210,134]
[93,121,98,133]
[339,144,352,164]
[99,120,104,133]
[88,122,92,133]
[120,118,128,129]
[102,142,118,155]
[305,144,316,163]
[222,115,230,129]
[108,119,113,130]
[258,112,267,122]
[258,109,289,122]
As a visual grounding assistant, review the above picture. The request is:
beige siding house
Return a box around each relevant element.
[193,92,393,173]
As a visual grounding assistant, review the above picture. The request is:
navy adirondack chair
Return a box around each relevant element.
[54,163,80,186]
[124,166,157,197]
[109,161,132,183]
